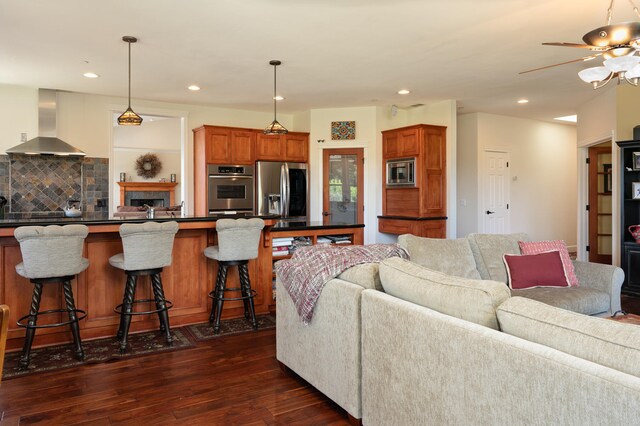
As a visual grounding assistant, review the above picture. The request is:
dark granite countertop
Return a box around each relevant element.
[271,220,364,231]
[0,213,280,228]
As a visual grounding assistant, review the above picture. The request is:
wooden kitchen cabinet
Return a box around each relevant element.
[380,124,447,237]
[383,127,420,158]
[193,125,256,165]
[256,132,309,162]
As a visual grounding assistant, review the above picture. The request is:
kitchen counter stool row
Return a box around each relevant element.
[13,219,264,368]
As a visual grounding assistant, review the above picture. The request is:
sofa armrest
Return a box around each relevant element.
[572,260,624,315]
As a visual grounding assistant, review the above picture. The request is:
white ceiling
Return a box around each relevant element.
[1,0,638,123]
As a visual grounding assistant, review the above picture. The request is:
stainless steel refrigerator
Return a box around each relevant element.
[256,161,308,219]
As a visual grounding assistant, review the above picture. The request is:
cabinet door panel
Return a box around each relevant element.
[399,129,420,157]
[230,131,255,164]
[285,134,308,162]
[256,133,283,160]
[206,128,231,163]
[383,133,400,158]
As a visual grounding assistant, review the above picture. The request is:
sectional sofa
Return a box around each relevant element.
[275,233,629,424]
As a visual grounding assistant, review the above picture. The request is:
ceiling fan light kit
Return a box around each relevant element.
[117,36,143,126]
[526,0,640,89]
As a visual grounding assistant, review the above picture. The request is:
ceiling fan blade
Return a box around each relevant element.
[519,54,602,75]
[542,42,609,52]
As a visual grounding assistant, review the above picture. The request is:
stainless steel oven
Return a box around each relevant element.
[207,165,254,214]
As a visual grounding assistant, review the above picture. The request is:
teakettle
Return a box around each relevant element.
[629,225,640,243]
[63,199,82,217]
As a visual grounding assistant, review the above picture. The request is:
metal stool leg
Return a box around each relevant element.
[62,279,84,361]
[239,263,258,330]
[20,281,43,369]
[213,264,228,334]
[209,265,224,323]
[119,274,137,353]
[151,272,172,345]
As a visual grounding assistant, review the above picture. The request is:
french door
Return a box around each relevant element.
[322,148,364,225]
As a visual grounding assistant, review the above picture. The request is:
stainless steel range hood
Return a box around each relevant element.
[6,89,86,156]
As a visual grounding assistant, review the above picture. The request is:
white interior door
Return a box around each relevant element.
[482,150,510,234]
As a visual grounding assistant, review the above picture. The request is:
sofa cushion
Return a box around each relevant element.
[467,233,529,283]
[337,263,382,291]
[497,297,640,377]
[511,286,610,316]
[398,234,481,279]
[519,240,579,287]
[503,251,570,289]
[379,257,510,329]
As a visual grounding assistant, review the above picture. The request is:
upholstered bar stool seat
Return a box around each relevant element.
[14,225,90,369]
[109,221,179,353]
[204,218,265,334]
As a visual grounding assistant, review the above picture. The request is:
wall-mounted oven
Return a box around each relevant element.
[207,165,254,214]
[386,158,416,186]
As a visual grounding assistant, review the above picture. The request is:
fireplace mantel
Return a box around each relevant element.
[117,181,178,207]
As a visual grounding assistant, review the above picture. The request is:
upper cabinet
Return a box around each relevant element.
[383,127,420,158]
[256,132,309,163]
[194,126,256,165]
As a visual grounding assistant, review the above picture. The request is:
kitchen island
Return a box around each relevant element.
[0,214,364,351]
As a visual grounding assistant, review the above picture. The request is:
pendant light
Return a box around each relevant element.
[264,60,288,135]
[118,36,143,126]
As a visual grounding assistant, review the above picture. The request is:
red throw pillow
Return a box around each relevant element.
[503,250,571,290]
[519,240,579,287]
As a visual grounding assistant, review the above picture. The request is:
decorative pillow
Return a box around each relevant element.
[503,250,570,289]
[519,240,578,286]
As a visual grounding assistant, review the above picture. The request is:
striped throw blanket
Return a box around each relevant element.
[276,244,408,324]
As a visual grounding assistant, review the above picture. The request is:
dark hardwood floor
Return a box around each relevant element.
[0,328,350,425]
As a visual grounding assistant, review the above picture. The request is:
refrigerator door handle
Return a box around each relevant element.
[280,163,288,217]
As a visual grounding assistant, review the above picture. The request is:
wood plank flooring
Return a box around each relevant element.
[0,328,350,425]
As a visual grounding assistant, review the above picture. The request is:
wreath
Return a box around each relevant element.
[135,153,162,179]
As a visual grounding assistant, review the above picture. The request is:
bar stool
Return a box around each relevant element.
[14,225,89,369]
[109,221,178,353]
[204,218,265,334]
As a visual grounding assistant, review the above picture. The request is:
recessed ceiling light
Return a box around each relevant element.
[188,85,201,91]
[517,99,529,104]
[554,115,577,123]
[83,72,99,78]
[273,95,285,101]
[397,89,411,95]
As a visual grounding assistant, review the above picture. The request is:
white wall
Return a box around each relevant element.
[309,107,379,244]
[458,112,578,246]
[576,86,616,146]
[456,113,479,237]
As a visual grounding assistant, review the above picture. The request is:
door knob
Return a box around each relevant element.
[322,211,331,216]
[486,210,495,215]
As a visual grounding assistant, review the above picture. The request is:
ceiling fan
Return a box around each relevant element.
[521,0,640,89]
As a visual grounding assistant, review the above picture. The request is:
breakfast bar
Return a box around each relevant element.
[0,214,364,351]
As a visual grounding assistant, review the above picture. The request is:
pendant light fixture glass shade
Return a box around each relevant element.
[118,36,143,126]
[264,60,288,135]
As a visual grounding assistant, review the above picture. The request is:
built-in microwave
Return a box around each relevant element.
[386,158,416,186]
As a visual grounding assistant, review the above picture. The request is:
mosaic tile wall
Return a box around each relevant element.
[0,154,109,218]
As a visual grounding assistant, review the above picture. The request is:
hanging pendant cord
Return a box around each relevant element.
[273,64,277,121]
[127,40,132,108]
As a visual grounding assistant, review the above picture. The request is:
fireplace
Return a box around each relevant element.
[117,182,178,207]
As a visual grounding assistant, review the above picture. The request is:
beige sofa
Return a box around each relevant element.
[276,233,625,422]
[361,257,640,425]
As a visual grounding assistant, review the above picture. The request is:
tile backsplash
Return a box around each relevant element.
[0,154,109,218]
